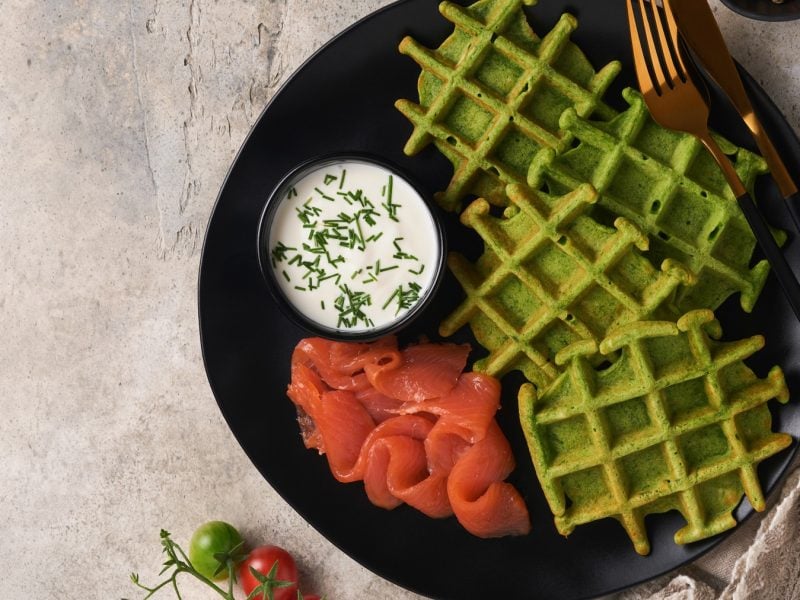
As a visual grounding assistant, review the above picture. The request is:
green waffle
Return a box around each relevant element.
[440,182,693,388]
[518,309,791,554]
[395,0,771,312]
[397,0,620,212]
[536,89,771,312]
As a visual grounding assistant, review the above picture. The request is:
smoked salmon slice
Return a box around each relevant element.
[365,342,470,402]
[286,337,531,538]
[354,387,404,424]
[448,422,532,537]
[293,337,400,392]
[393,372,500,443]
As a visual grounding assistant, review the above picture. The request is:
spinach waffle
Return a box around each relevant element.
[518,309,791,554]
[440,182,693,388]
[396,0,770,312]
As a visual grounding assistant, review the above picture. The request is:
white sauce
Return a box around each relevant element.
[267,159,440,332]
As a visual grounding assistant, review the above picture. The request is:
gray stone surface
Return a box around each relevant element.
[0,1,797,599]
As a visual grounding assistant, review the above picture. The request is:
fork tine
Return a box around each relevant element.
[636,0,668,92]
[649,0,680,85]
[627,0,655,94]
[662,0,689,80]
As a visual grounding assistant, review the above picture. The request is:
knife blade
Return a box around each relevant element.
[667,0,800,227]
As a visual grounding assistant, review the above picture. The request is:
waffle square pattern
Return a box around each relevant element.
[440,183,693,389]
[518,309,791,554]
[396,0,771,313]
[396,0,619,213]
[539,89,771,312]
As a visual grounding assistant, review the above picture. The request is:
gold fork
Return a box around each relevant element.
[626,0,800,320]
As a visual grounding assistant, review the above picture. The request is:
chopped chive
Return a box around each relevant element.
[355,217,365,250]
[382,282,422,315]
[287,186,297,199]
[334,284,373,328]
[339,169,347,190]
[391,238,417,261]
[324,174,337,185]
[271,241,297,263]
[282,270,290,282]
[294,286,307,291]
[382,287,400,310]
[320,300,326,310]
[409,264,425,275]
[314,187,336,202]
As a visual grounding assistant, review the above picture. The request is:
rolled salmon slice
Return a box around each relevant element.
[365,342,470,402]
[310,390,376,483]
[293,337,400,392]
[448,422,531,538]
[394,372,500,443]
[363,436,452,518]
[328,335,400,373]
[359,415,452,518]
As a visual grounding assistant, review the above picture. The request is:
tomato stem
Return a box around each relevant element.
[227,562,235,598]
[126,531,236,600]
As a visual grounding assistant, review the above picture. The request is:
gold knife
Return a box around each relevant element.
[668,0,800,230]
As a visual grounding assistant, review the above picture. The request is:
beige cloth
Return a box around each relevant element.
[619,455,800,600]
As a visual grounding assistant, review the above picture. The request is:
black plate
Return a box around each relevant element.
[198,1,800,598]
[720,0,800,22]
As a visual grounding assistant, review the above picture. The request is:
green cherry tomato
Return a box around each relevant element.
[188,521,244,581]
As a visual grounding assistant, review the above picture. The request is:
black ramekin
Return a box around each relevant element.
[256,153,446,342]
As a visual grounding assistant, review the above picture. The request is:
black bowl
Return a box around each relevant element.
[256,153,447,342]
[720,0,800,21]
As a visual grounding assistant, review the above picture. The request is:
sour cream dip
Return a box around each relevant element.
[263,158,442,336]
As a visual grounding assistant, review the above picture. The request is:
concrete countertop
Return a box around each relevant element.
[1,1,797,599]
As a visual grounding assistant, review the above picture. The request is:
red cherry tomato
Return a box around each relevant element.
[237,545,299,600]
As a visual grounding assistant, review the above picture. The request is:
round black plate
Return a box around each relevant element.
[720,0,800,22]
[198,1,800,598]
